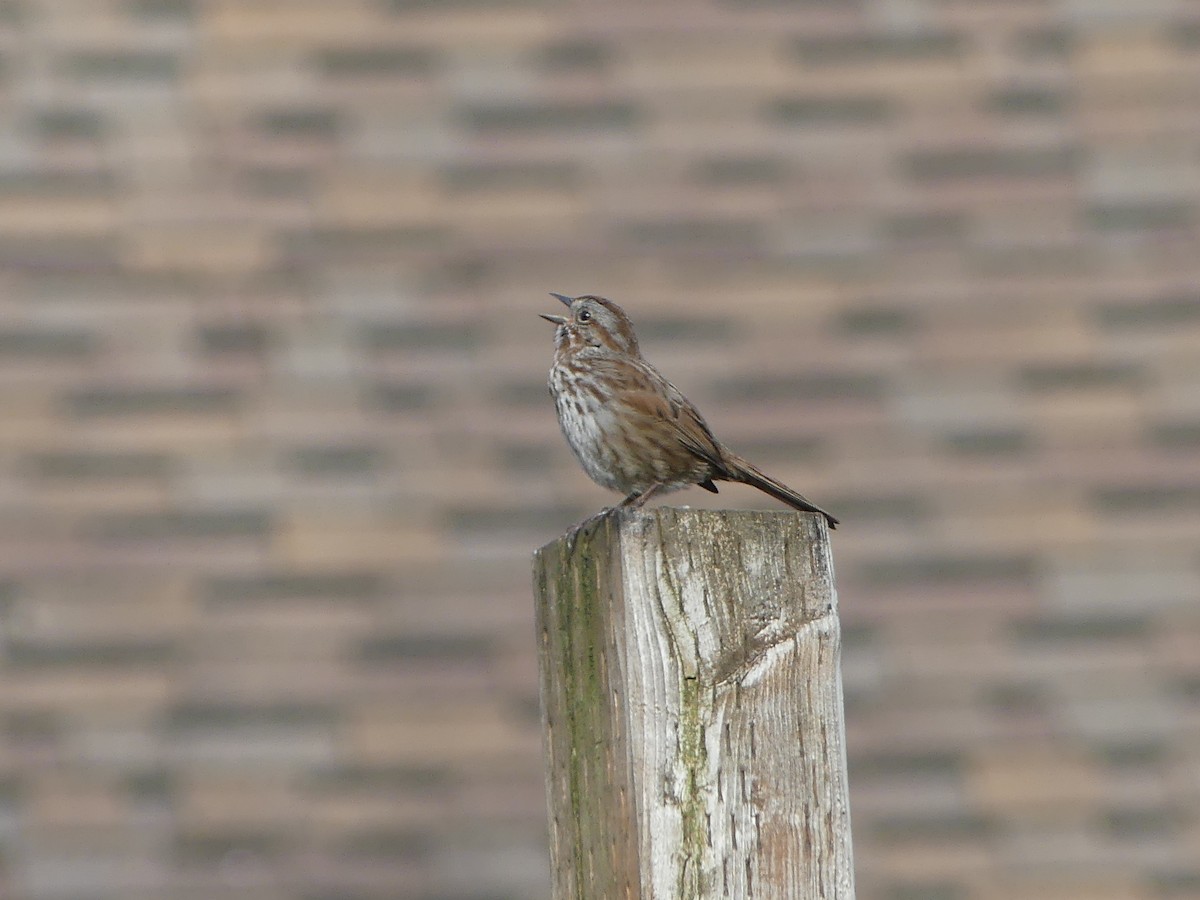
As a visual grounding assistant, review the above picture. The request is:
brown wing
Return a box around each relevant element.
[587,355,728,471]
[661,379,727,470]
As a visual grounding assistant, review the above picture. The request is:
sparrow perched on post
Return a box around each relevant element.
[541,293,838,529]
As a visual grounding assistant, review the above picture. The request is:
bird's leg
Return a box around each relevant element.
[621,482,664,509]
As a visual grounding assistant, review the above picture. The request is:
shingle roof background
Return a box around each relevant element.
[1,1,1198,898]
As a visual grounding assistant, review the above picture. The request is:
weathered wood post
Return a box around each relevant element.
[532,507,854,899]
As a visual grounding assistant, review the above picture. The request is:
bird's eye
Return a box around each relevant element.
[577,309,592,323]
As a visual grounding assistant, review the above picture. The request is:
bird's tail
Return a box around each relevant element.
[723,455,839,529]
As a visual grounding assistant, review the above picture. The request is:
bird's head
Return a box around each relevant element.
[541,293,641,356]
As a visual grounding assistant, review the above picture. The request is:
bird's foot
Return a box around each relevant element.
[563,506,616,553]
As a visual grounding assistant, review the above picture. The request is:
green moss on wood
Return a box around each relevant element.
[678,674,710,896]
[544,515,619,893]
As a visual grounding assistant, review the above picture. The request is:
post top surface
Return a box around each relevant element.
[535,506,831,558]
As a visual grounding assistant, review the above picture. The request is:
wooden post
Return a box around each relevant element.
[532,507,854,900]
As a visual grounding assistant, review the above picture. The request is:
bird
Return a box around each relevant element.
[540,292,838,529]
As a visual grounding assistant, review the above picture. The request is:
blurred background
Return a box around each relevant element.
[0,0,1198,898]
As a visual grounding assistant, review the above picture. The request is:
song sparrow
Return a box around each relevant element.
[541,293,838,529]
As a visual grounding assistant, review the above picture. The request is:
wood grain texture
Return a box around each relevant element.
[533,508,854,899]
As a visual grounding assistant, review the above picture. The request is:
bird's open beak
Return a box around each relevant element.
[541,292,573,324]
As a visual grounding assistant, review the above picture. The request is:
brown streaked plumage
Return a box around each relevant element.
[541,292,839,529]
